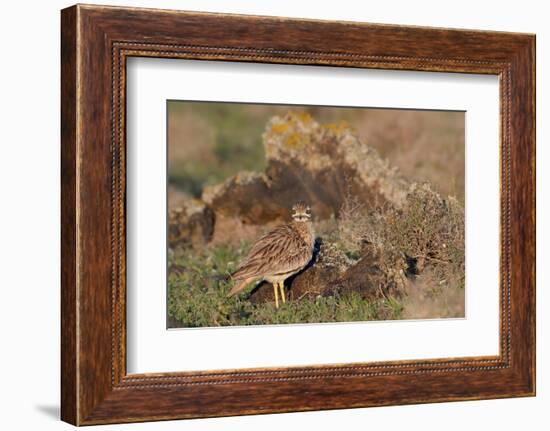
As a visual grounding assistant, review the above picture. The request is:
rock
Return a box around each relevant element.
[202,112,410,224]
[327,251,404,300]
[208,214,268,248]
[201,171,289,224]
[286,239,353,300]
[247,238,408,304]
[248,238,353,303]
[168,199,215,248]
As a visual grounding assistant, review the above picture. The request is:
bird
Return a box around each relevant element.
[226,202,315,308]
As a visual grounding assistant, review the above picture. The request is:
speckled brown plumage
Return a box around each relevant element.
[227,202,315,306]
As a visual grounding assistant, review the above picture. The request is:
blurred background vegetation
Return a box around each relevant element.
[168,101,464,205]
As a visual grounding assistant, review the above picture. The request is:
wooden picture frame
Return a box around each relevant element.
[61,4,535,425]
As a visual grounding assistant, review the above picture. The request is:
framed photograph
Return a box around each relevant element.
[61,4,535,425]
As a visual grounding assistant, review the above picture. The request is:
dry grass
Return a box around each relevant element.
[336,191,370,259]
[402,269,465,319]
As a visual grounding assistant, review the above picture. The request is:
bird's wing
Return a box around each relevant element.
[231,225,312,281]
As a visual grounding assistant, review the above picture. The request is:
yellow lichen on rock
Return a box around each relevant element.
[296,111,312,123]
[263,112,332,171]
[283,132,311,150]
[323,120,354,137]
[270,122,290,134]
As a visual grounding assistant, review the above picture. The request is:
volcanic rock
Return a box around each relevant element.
[168,199,215,248]
[202,112,409,224]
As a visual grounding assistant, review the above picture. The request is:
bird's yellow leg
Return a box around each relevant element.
[273,283,279,309]
[279,282,286,304]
